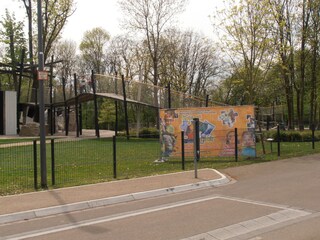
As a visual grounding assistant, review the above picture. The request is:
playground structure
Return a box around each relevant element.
[1,52,287,140]
[0,58,227,137]
[48,73,227,137]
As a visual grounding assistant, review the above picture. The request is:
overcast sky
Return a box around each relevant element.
[0,0,222,44]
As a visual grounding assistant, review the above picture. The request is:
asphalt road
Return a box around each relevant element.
[1,154,320,240]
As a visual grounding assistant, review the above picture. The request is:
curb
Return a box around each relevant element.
[0,170,230,225]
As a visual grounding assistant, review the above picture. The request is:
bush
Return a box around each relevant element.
[263,130,320,142]
[138,128,159,138]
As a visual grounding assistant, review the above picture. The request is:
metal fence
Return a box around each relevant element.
[1,129,320,195]
[0,141,35,195]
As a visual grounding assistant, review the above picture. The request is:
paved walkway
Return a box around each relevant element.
[0,169,230,224]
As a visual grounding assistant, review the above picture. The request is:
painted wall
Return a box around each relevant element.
[159,106,256,158]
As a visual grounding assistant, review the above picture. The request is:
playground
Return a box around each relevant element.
[1,68,320,195]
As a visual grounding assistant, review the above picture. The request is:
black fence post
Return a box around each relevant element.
[277,124,280,157]
[74,73,79,138]
[51,139,55,185]
[33,140,38,190]
[62,77,68,136]
[205,95,209,107]
[91,70,100,138]
[49,55,54,135]
[312,124,315,150]
[115,101,118,136]
[121,75,130,140]
[235,128,238,162]
[181,131,185,170]
[167,82,171,109]
[113,136,117,179]
[193,118,200,178]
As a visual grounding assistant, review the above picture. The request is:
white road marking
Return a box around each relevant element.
[183,207,310,240]
[2,195,312,240]
[2,195,221,240]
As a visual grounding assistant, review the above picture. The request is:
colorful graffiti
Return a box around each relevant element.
[159,105,256,159]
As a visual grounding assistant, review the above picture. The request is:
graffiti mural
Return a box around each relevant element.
[159,105,255,158]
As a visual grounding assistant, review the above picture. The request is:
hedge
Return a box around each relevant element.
[263,130,320,142]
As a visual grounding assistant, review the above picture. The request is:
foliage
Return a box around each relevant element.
[0,10,26,64]
[0,9,27,91]
[213,0,274,105]
[38,0,75,62]
[264,130,320,142]
[138,127,159,138]
[79,27,110,74]
[98,98,116,129]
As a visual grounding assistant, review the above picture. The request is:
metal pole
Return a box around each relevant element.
[277,124,280,157]
[33,140,38,189]
[37,0,47,189]
[205,95,209,107]
[167,82,171,109]
[62,77,69,136]
[235,128,238,162]
[181,131,185,170]
[91,70,100,138]
[51,139,55,185]
[49,55,54,135]
[79,104,82,135]
[113,136,117,178]
[74,73,79,137]
[193,118,200,178]
[115,101,118,136]
[121,74,129,140]
[17,48,25,134]
[312,124,315,150]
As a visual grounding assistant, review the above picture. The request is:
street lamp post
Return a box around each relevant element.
[37,0,47,188]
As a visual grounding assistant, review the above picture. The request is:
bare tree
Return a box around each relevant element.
[106,35,136,78]
[160,29,222,96]
[21,0,75,99]
[118,0,187,89]
[53,39,77,82]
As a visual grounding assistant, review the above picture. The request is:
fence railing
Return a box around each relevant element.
[1,129,320,195]
[0,141,35,195]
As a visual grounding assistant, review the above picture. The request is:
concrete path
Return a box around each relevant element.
[0,169,230,224]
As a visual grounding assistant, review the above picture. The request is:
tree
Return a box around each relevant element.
[0,9,26,91]
[98,98,116,129]
[53,40,77,79]
[79,27,110,74]
[52,39,77,98]
[21,0,75,95]
[268,0,297,129]
[118,0,188,107]
[159,29,222,97]
[106,35,137,78]
[214,0,275,105]
[30,0,76,63]
[295,0,311,130]
[308,0,320,128]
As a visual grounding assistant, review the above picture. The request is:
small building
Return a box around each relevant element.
[0,91,17,135]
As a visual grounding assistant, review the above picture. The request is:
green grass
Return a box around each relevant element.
[1,137,320,195]
[0,139,36,144]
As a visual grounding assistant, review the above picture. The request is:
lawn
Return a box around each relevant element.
[1,136,320,195]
